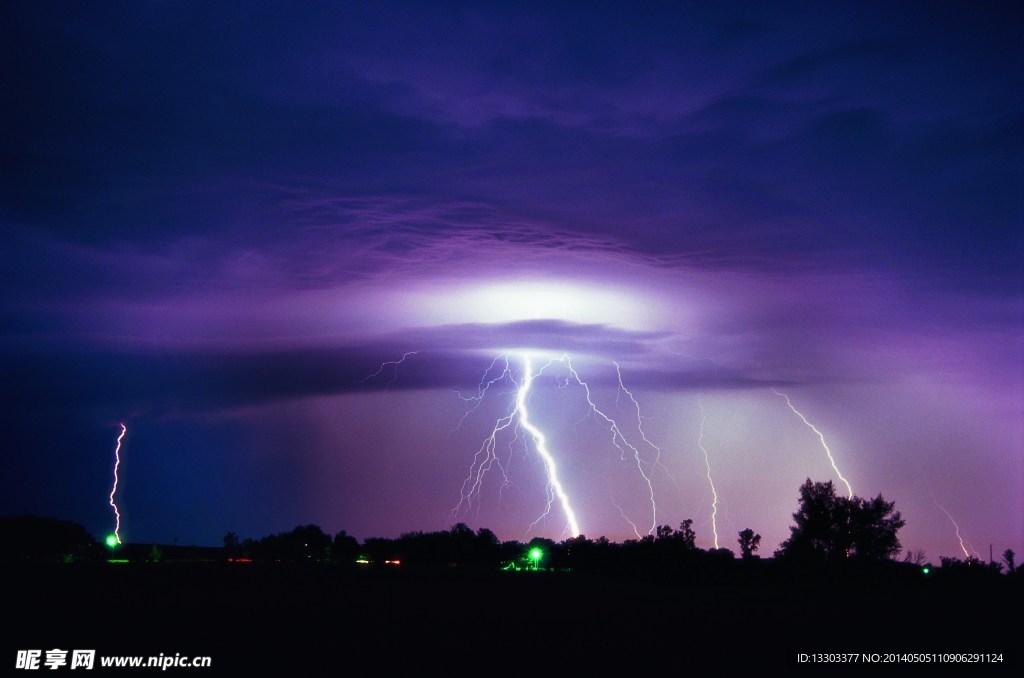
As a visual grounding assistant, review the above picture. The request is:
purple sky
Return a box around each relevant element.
[2,1,1021,559]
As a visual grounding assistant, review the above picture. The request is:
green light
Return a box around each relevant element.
[529,547,543,570]
[922,567,930,575]
[105,535,119,548]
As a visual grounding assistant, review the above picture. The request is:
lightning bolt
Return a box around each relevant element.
[452,353,660,537]
[930,491,980,559]
[551,355,658,535]
[774,390,853,499]
[612,499,642,540]
[452,354,580,537]
[614,362,677,488]
[360,350,419,389]
[449,355,515,435]
[108,423,127,545]
[451,354,519,520]
[696,398,720,549]
[518,355,580,538]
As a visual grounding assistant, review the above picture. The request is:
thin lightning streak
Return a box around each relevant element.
[554,355,658,535]
[108,423,127,545]
[612,499,642,540]
[696,398,720,549]
[930,492,979,559]
[452,364,520,519]
[449,355,513,435]
[360,351,419,389]
[614,362,677,487]
[774,390,853,499]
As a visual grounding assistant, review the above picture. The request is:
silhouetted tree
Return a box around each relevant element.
[847,493,905,559]
[224,531,239,559]
[777,479,904,561]
[331,530,359,563]
[902,549,927,566]
[937,554,1003,580]
[1003,549,1015,573]
[0,516,98,562]
[737,528,761,559]
[651,521,697,552]
[291,524,331,560]
[474,527,500,563]
[256,524,330,561]
[676,519,696,549]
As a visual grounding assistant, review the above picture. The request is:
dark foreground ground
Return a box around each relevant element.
[6,563,1019,674]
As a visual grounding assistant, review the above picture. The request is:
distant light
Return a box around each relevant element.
[105,535,119,549]
[530,548,542,560]
[106,559,129,564]
[922,567,930,575]
[385,559,401,565]
[356,557,370,565]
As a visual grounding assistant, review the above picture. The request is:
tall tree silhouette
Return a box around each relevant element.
[737,528,761,559]
[777,479,904,561]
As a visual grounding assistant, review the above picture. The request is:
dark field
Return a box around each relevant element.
[6,563,1018,673]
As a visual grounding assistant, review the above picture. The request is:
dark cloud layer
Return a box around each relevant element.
[3,1,1020,286]
[3,321,729,416]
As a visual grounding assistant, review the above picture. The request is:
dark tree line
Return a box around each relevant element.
[212,480,1018,583]
[0,516,99,562]
[4,480,1019,585]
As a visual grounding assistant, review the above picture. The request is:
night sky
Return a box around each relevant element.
[2,1,1021,559]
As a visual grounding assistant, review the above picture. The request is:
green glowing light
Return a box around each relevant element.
[530,548,542,560]
[922,567,930,575]
[105,535,119,548]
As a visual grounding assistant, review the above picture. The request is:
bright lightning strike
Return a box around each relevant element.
[451,354,580,537]
[517,355,580,538]
[452,353,660,538]
[773,390,853,499]
[696,398,720,549]
[108,423,127,545]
